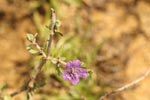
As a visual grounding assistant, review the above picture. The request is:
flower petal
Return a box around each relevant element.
[62,71,80,84]
[62,71,68,80]
[63,60,88,84]
[72,60,80,68]
[69,73,79,85]
[66,61,72,68]
[77,68,88,78]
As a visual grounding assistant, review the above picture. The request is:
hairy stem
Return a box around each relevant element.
[47,8,56,56]
[9,8,56,98]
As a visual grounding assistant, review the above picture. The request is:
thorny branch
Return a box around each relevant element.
[6,8,57,98]
[99,68,150,100]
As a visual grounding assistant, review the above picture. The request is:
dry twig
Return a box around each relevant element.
[99,68,150,100]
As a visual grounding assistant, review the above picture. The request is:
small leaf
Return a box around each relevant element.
[54,20,61,32]
[27,34,34,42]
[51,60,57,64]
[26,46,32,51]
[55,20,61,28]
[87,69,93,77]
[56,66,62,75]
[34,33,38,37]
[51,58,58,64]
[28,49,39,54]
[34,81,46,88]
[25,92,30,100]
[55,31,63,36]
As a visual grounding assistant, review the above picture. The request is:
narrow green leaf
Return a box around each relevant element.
[34,81,46,88]
[56,66,61,75]
[26,46,32,51]
[25,92,30,100]
[28,49,39,54]
[26,34,34,42]
[55,31,63,36]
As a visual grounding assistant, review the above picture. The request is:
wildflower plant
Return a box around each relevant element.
[0,8,90,100]
[1,8,150,100]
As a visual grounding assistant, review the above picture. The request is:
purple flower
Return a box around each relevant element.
[62,60,88,85]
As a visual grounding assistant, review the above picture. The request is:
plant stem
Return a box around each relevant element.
[9,8,57,98]
[99,68,150,100]
[47,8,56,56]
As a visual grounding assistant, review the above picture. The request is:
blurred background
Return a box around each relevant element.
[0,0,150,100]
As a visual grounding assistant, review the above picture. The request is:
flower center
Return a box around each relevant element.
[66,67,77,74]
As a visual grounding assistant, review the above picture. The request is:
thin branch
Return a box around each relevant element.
[10,78,31,97]
[47,8,56,56]
[32,59,46,81]
[32,41,47,58]
[99,68,150,100]
[47,57,66,66]
[9,56,66,98]
[9,8,56,98]
[9,38,47,97]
